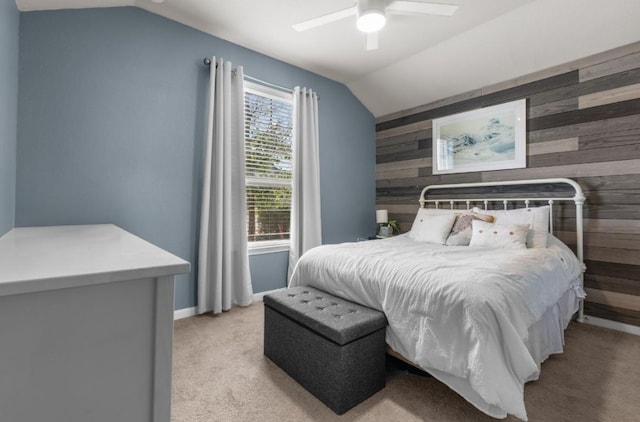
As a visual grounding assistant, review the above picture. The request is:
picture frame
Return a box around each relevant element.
[432,99,527,175]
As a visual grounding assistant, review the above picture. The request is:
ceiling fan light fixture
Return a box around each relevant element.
[357,10,386,33]
[357,0,387,33]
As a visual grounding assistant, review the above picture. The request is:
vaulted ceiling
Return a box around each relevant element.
[15,0,640,117]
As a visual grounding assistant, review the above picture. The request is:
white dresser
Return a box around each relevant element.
[0,224,190,422]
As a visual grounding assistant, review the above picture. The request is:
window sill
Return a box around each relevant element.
[248,240,290,256]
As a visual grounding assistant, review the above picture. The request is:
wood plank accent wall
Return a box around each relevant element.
[375,42,640,328]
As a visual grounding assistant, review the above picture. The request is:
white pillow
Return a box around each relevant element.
[414,207,460,217]
[472,206,550,248]
[469,220,529,249]
[409,212,458,245]
[409,208,459,237]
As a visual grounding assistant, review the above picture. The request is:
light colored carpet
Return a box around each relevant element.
[172,302,640,422]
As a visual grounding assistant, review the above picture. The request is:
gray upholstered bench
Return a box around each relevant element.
[263,286,387,415]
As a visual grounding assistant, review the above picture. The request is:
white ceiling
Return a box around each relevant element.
[15,0,640,118]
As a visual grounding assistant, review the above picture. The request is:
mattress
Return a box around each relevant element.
[289,234,585,420]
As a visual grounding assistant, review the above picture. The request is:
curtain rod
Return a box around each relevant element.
[203,57,294,94]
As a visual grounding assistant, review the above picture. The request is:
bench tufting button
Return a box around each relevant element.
[334,314,342,318]
[330,302,338,306]
[302,290,309,294]
[287,294,296,297]
[316,306,325,310]
[301,300,309,303]
[349,310,357,313]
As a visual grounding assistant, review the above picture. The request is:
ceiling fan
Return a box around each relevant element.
[292,0,459,51]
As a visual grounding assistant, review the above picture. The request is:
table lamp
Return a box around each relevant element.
[376,209,389,237]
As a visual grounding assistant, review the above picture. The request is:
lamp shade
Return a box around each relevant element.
[376,209,388,224]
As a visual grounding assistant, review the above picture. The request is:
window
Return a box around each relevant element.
[244,81,293,253]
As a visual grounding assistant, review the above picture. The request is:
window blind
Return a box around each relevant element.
[244,85,293,243]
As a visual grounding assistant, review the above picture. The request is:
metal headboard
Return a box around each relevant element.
[419,178,586,322]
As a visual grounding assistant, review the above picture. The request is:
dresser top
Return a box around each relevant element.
[0,224,190,296]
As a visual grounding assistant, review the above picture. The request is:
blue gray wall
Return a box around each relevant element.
[16,7,375,310]
[0,1,19,236]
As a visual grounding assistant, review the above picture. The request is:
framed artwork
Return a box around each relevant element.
[432,99,527,174]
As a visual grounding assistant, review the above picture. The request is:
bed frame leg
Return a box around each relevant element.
[577,300,585,323]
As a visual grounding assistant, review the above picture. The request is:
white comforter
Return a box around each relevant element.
[289,234,583,420]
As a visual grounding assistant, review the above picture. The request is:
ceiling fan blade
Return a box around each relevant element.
[366,32,379,51]
[387,1,458,16]
[292,6,357,32]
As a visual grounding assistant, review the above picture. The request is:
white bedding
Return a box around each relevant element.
[289,234,584,420]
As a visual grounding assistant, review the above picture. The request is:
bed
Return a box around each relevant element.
[289,178,586,421]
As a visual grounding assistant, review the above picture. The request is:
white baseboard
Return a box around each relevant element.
[173,288,287,320]
[584,314,640,336]
[173,306,197,320]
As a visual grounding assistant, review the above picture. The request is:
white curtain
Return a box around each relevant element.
[198,57,253,314]
[288,87,322,281]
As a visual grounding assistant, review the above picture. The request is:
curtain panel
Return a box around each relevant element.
[288,87,322,281]
[198,57,253,314]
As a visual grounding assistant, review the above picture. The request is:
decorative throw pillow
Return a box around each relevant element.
[472,206,550,248]
[445,212,496,246]
[412,207,460,220]
[469,220,529,249]
[409,208,458,237]
[408,212,458,245]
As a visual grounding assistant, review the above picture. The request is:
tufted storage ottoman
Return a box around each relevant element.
[263,286,387,414]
